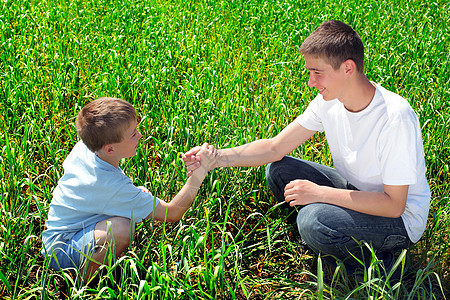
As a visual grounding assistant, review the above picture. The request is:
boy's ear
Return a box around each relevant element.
[102,144,115,155]
[343,59,356,77]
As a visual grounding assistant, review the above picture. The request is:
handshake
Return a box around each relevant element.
[182,143,219,177]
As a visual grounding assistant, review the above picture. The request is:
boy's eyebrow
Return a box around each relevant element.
[305,66,323,72]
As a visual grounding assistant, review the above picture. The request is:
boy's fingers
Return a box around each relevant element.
[183,146,202,158]
[186,161,201,172]
[207,144,217,156]
[183,155,201,163]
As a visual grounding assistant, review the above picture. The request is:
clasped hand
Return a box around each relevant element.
[182,143,217,176]
[182,146,323,206]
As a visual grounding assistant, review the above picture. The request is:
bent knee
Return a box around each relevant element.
[297,203,323,226]
[265,156,294,186]
[111,217,132,243]
[266,156,288,175]
[96,217,132,247]
[297,204,337,240]
[297,204,352,249]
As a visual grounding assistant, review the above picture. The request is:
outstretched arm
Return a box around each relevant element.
[147,143,217,222]
[183,121,316,174]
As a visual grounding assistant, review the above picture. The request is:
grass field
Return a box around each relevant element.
[1,0,449,298]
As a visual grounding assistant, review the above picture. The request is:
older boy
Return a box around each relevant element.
[42,97,217,281]
[183,21,430,275]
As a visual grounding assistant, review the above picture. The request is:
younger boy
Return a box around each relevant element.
[183,20,430,276]
[42,97,217,281]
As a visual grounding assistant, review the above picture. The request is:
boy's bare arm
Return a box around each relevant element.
[183,121,316,173]
[147,143,217,222]
[284,180,408,218]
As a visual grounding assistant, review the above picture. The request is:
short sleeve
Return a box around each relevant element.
[296,96,325,132]
[378,119,419,185]
[101,178,159,223]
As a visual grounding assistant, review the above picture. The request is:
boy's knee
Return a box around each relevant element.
[266,156,287,172]
[297,204,321,240]
[98,217,132,248]
[112,217,132,245]
[265,161,276,183]
[297,204,349,250]
[265,156,290,185]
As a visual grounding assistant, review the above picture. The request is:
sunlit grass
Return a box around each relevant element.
[1,0,449,298]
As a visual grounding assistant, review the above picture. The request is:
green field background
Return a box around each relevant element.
[1,0,449,298]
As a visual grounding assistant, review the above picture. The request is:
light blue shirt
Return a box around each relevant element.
[42,141,158,255]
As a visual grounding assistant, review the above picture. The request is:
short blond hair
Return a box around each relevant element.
[300,20,365,73]
[76,97,136,152]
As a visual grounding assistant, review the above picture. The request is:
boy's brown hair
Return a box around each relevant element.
[76,97,136,152]
[300,20,365,73]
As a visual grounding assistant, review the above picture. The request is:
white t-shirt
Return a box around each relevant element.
[42,141,159,254]
[296,84,430,243]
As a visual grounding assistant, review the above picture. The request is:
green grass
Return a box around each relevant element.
[1,0,449,298]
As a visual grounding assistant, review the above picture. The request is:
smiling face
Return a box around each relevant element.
[304,54,348,101]
[111,119,142,159]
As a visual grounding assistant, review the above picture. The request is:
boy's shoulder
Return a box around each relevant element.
[63,140,93,167]
[375,84,419,124]
[376,84,409,107]
[56,140,133,201]
[62,140,118,180]
[376,84,413,110]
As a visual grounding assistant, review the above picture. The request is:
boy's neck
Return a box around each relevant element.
[341,74,376,113]
[96,150,121,168]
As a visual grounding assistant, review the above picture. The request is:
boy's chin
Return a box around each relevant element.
[321,93,333,101]
[124,152,137,159]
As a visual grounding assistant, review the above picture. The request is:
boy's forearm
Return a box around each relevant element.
[216,139,281,168]
[166,170,207,220]
[321,187,407,218]
[214,122,314,168]
[285,180,408,218]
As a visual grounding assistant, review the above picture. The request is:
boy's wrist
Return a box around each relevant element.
[215,149,226,168]
[190,167,208,181]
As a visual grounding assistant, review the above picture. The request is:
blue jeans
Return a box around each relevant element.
[266,156,411,273]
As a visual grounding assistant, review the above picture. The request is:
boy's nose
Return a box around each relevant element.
[308,75,316,88]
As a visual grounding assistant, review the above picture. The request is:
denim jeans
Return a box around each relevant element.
[266,156,411,273]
